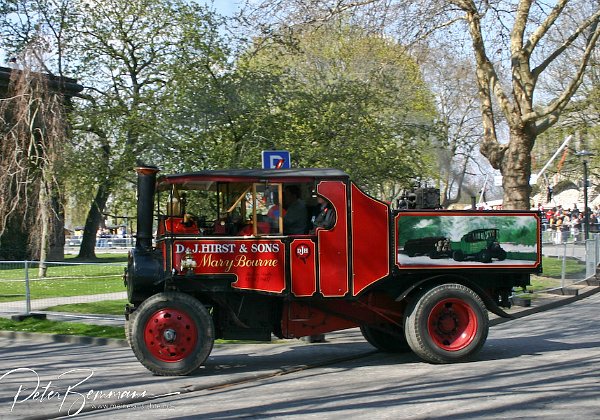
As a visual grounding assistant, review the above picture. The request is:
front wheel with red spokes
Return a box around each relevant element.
[130,292,214,376]
[404,283,488,364]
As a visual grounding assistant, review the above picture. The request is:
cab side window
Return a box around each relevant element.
[310,195,336,233]
[216,183,284,236]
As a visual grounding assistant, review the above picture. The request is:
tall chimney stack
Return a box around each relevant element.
[135,165,159,250]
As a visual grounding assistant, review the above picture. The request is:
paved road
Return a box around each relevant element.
[1,291,600,419]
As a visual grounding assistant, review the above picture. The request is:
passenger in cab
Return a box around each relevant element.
[267,196,285,232]
[283,185,308,234]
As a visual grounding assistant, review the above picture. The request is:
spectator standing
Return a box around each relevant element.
[572,213,582,241]
[590,212,599,233]
[560,214,571,243]
[571,204,580,219]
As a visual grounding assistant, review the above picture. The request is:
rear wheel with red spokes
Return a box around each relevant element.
[130,292,214,376]
[404,283,488,363]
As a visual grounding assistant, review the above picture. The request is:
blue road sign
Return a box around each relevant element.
[262,150,291,169]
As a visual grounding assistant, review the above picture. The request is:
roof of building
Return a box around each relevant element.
[0,66,83,95]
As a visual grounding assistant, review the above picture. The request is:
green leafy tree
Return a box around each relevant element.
[252,24,439,198]
[1,0,228,259]
[63,0,226,258]
[244,0,600,209]
[165,22,439,199]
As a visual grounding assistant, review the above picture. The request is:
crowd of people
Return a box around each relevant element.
[539,203,600,243]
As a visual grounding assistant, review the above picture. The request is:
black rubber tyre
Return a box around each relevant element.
[404,283,488,364]
[360,325,411,353]
[130,292,214,376]
[124,318,132,347]
[479,250,492,263]
[496,249,507,261]
[125,306,138,347]
[452,250,465,262]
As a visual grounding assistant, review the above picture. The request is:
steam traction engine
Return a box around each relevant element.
[125,166,542,376]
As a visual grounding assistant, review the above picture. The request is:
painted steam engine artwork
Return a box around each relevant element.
[397,213,540,268]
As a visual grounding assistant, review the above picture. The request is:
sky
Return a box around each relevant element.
[199,0,241,17]
[0,1,242,66]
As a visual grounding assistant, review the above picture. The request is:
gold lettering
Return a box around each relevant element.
[233,255,278,268]
[198,254,279,272]
[201,254,234,272]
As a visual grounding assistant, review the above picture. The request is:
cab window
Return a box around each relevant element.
[158,181,285,237]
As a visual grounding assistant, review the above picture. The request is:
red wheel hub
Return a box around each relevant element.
[144,308,198,362]
[427,298,477,351]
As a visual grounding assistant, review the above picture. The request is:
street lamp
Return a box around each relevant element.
[576,150,594,240]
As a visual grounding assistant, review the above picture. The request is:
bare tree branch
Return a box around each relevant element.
[524,0,569,53]
[531,8,600,79]
[530,14,600,130]
[510,0,533,53]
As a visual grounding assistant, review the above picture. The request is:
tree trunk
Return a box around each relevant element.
[500,126,536,210]
[38,180,49,277]
[47,190,65,262]
[76,178,111,260]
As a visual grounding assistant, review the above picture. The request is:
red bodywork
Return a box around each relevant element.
[154,173,398,339]
[159,180,392,298]
[127,167,542,375]
[150,170,540,340]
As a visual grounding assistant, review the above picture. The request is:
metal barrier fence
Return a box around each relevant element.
[540,233,600,288]
[0,234,598,318]
[65,235,135,249]
[542,226,600,246]
[0,261,127,316]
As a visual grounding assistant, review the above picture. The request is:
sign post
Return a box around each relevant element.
[262,150,291,169]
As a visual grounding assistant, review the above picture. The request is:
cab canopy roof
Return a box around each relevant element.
[156,168,350,192]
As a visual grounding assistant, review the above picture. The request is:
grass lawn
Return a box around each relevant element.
[44,299,128,315]
[540,255,586,278]
[522,256,586,292]
[0,254,127,302]
[528,275,561,292]
[0,317,125,340]
[0,277,125,303]
[65,253,128,264]
[0,262,125,281]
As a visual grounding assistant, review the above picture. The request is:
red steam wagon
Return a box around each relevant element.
[124,166,541,375]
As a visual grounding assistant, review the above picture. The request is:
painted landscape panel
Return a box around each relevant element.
[396,211,541,269]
